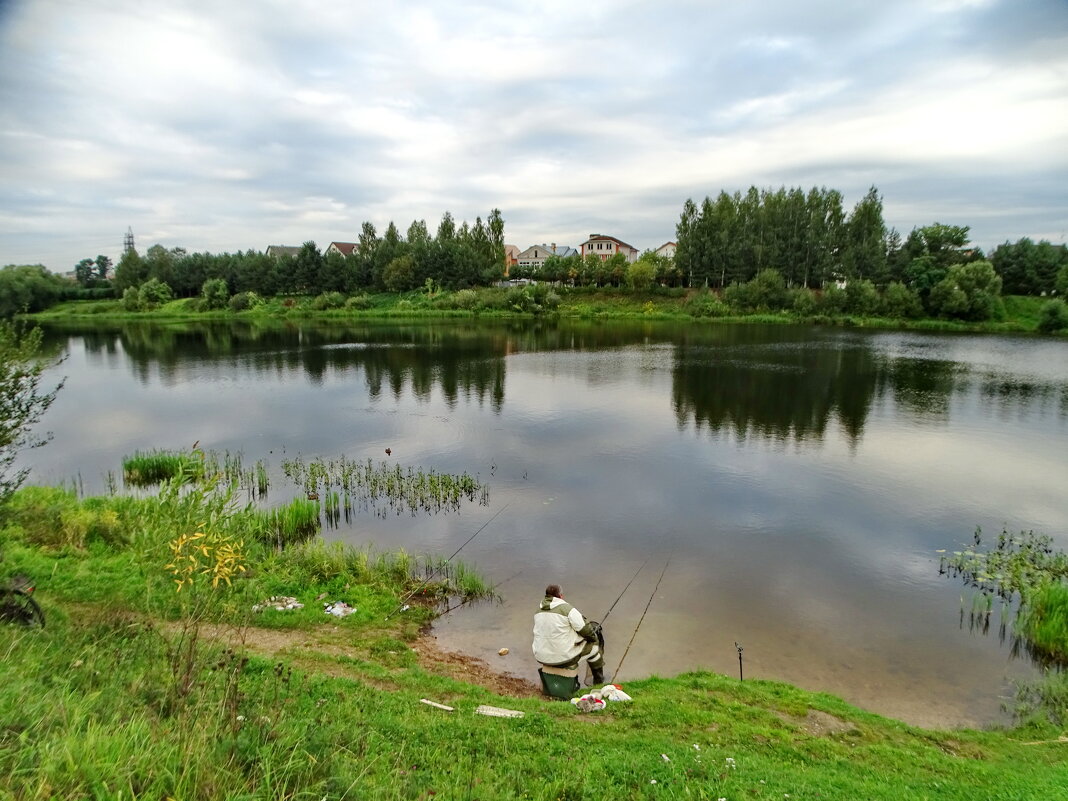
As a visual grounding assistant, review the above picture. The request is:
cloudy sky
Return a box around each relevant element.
[1,0,1066,271]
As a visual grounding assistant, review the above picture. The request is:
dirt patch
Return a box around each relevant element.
[170,621,539,699]
[775,708,855,737]
[411,636,541,698]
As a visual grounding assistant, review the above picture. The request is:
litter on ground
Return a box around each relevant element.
[252,596,304,612]
[475,705,524,718]
[324,601,357,617]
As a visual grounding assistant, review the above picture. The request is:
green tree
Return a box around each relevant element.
[201,278,230,310]
[0,265,68,317]
[927,260,1004,321]
[382,255,417,292]
[1037,300,1068,333]
[0,321,63,504]
[625,259,655,291]
[113,249,147,294]
[74,258,95,286]
[138,277,173,308]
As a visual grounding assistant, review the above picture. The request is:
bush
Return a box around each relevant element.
[137,278,173,308]
[817,285,847,315]
[625,260,656,291]
[6,486,125,550]
[792,288,817,316]
[345,294,372,310]
[201,278,230,310]
[311,292,346,311]
[685,289,729,318]
[228,291,262,312]
[844,279,879,316]
[505,283,559,314]
[927,260,1004,321]
[881,282,923,319]
[1037,300,1068,333]
[121,286,143,311]
[442,289,480,311]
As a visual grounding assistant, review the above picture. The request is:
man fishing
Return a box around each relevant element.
[532,584,605,685]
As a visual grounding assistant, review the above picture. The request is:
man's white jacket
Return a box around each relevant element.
[532,596,596,666]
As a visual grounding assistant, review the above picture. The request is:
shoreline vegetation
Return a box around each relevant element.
[2,459,1067,798]
[20,286,1065,336]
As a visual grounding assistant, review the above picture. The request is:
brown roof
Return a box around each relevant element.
[580,234,638,252]
[327,241,358,256]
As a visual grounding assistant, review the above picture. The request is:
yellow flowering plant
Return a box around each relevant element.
[165,528,247,592]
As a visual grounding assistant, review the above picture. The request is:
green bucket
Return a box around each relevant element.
[538,667,580,700]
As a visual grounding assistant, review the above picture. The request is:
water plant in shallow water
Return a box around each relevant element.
[281,455,488,517]
[122,449,204,486]
[249,497,321,548]
[942,527,1068,665]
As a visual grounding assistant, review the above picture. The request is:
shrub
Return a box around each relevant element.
[382,255,416,292]
[201,278,230,310]
[121,286,143,312]
[228,291,262,312]
[722,281,751,311]
[844,279,879,316]
[311,291,346,311]
[442,289,480,311]
[138,278,173,308]
[625,260,655,291]
[881,282,923,319]
[1037,300,1068,333]
[818,285,847,315]
[345,294,372,310]
[6,486,125,550]
[927,260,1004,321]
[685,289,729,318]
[505,283,559,314]
[792,288,817,316]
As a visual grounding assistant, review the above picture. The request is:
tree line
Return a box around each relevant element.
[110,210,506,301]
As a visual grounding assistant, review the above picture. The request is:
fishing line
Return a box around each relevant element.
[437,569,523,617]
[384,503,510,619]
[600,555,652,624]
[611,555,671,683]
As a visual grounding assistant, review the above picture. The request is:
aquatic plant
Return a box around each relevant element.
[250,498,321,548]
[280,455,487,517]
[122,450,203,486]
[943,527,1068,665]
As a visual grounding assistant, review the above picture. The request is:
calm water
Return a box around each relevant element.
[26,318,1068,728]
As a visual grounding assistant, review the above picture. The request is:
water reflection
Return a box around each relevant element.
[44,320,1068,449]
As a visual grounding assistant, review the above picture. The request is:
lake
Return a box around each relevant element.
[26,318,1068,728]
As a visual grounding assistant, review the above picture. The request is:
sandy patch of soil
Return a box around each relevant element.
[774,708,856,737]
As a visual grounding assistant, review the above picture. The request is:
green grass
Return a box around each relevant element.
[23,291,1061,334]
[2,483,1067,799]
[2,613,1067,800]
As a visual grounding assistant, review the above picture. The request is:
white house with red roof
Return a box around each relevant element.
[579,234,639,263]
[325,241,358,257]
[654,241,677,259]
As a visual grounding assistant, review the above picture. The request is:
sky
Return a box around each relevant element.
[1,0,1066,272]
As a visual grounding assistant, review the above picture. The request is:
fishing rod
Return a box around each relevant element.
[436,569,523,617]
[384,503,510,620]
[600,556,651,624]
[610,556,671,684]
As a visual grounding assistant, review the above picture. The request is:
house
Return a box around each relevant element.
[325,241,358,258]
[579,234,639,263]
[265,245,301,259]
[504,244,520,266]
[654,241,677,259]
[516,243,577,271]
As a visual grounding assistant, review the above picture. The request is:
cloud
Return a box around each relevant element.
[0,0,1065,267]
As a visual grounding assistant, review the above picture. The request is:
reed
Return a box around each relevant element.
[251,498,321,548]
[122,450,203,486]
[279,455,487,516]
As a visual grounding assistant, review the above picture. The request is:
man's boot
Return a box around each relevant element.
[591,665,605,685]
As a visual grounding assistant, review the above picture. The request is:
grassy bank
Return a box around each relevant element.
[23,288,1061,335]
[2,481,1067,799]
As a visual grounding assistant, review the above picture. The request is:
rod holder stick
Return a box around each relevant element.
[735,641,744,681]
